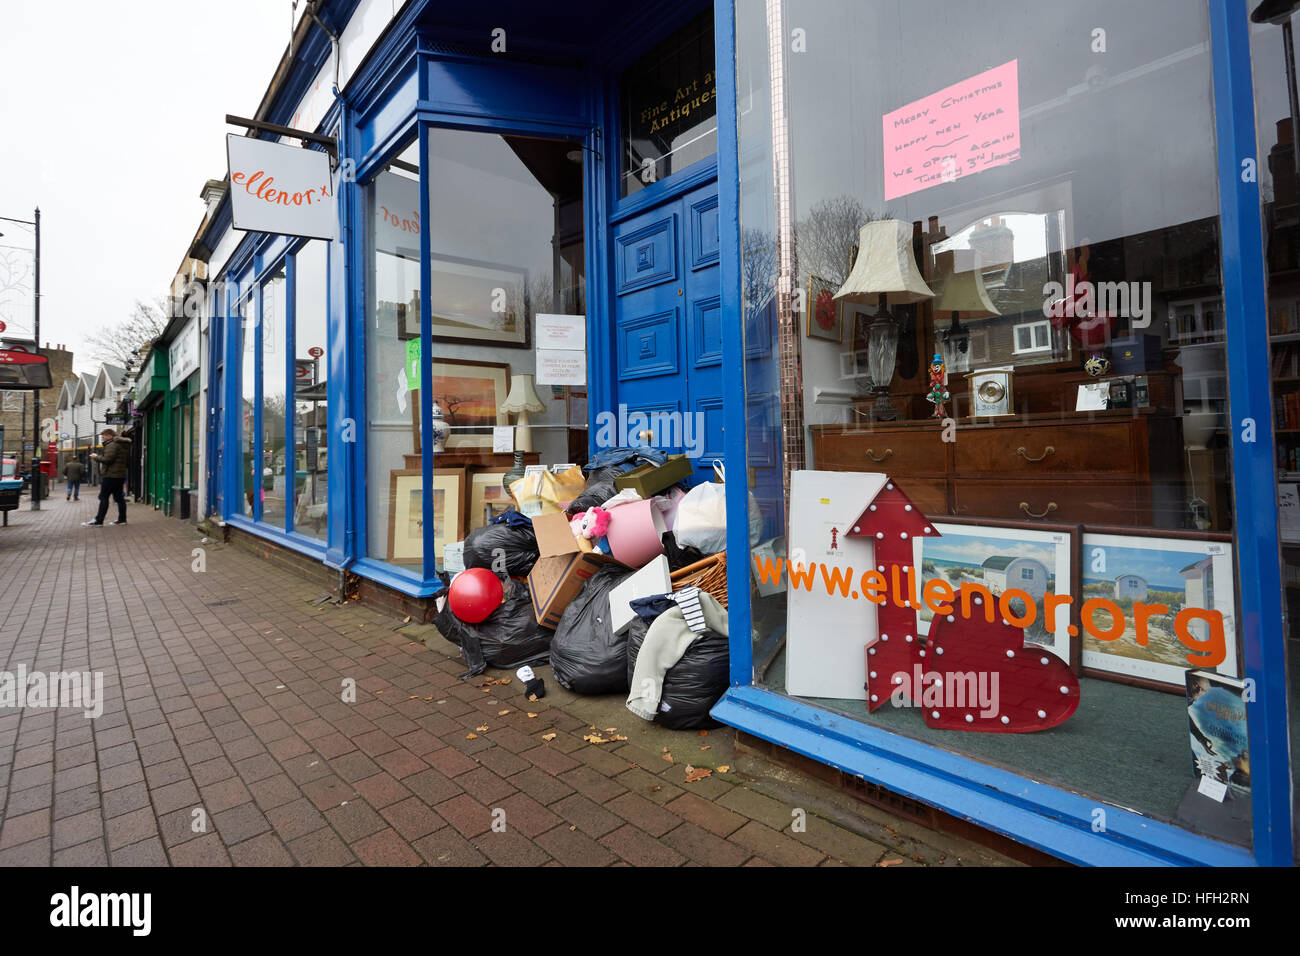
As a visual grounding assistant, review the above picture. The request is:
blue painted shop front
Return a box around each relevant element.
[201,0,1295,867]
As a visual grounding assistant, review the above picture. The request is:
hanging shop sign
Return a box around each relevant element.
[169,317,201,389]
[226,134,337,241]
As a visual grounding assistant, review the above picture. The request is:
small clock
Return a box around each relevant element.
[965,366,1015,417]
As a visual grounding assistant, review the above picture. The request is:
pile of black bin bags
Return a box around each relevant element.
[435,511,551,678]
[435,456,729,728]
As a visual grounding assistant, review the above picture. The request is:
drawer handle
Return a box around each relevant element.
[1019,501,1058,520]
[1017,445,1055,464]
[865,448,894,463]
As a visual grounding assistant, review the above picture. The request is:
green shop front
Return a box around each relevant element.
[134,345,172,513]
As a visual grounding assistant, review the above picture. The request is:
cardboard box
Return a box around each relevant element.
[613,454,694,497]
[608,554,672,636]
[1112,335,1162,373]
[527,511,623,628]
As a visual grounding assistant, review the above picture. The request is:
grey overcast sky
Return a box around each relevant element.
[0,0,294,375]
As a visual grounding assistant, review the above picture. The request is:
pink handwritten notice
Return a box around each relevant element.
[882,60,1021,202]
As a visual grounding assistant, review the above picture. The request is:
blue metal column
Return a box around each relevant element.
[714,0,753,689]
[1208,0,1292,866]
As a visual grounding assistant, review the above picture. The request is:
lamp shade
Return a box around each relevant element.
[500,373,545,414]
[834,220,934,305]
[932,251,999,318]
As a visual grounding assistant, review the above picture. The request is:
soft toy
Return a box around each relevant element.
[570,506,612,554]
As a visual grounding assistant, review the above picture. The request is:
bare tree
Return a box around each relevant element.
[85,297,169,368]
[796,195,886,287]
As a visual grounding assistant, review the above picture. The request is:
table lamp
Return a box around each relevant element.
[835,220,934,420]
[501,373,545,453]
[932,250,999,374]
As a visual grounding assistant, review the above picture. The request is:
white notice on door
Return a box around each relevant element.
[535,314,586,351]
[536,349,586,386]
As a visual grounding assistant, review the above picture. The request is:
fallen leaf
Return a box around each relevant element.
[465,733,478,740]
[375,691,383,695]
[408,696,417,700]
[497,709,511,716]
[609,734,628,742]
[403,615,411,623]
[528,694,538,702]
[649,785,662,793]
[476,725,489,732]
[699,745,711,751]
[684,765,713,783]
[526,713,538,719]
[878,858,904,868]
[717,765,730,774]
[542,732,557,741]
[662,751,675,764]
[604,727,617,733]
[583,733,609,744]
[698,730,709,737]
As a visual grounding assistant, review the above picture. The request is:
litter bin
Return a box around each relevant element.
[29,461,46,500]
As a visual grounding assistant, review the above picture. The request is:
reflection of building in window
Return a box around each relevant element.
[1012,319,1053,354]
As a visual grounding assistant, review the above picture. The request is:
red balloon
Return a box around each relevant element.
[447,568,504,623]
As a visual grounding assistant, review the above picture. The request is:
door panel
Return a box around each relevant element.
[612,179,720,483]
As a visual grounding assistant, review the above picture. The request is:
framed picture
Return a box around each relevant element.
[411,358,511,452]
[1079,528,1238,693]
[397,253,529,348]
[386,467,466,566]
[912,517,1081,672]
[805,275,843,342]
[468,468,512,532]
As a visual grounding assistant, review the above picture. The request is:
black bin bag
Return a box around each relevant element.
[462,511,539,578]
[626,601,730,730]
[435,575,552,678]
[549,564,636,694]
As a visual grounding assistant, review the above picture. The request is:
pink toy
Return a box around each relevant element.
[570,507,611,554]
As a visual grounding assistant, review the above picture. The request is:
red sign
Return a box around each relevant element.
[308,346,323,358]
[0,321,7,333]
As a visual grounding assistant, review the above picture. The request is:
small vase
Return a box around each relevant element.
[502,450,526,497]
[430,401,449,453]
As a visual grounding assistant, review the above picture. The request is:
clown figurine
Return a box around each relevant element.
[925,352,949,418]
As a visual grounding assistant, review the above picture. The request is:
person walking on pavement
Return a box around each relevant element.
[63,456,84,501]
[83,428,130,527]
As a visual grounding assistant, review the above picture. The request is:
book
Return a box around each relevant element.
[1186,670,1250,800]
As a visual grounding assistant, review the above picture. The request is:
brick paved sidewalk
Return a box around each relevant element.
[0,486,1009,866]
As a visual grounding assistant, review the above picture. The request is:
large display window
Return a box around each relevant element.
[363,127,586,578]
[736,0,1258,849]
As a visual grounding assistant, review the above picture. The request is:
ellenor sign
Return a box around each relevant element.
[227,134,337,241]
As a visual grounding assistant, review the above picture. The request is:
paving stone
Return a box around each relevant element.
[353,772,411,810]
[52,838,109,867]
[599,824,686,867]
[228,831,296,866]
[213,802,272,845]
[324,800,387,843]
[352,827,423,866]
[535,825,618,866]
[661,821,752,867]
[111,837,169,867]
[412,828,488,867]
[728,820,825,867]
[170,832,233,866]
[265,797,329,843]
[605,792,684,838]
[663,791,747,838]
[435,793,493,839]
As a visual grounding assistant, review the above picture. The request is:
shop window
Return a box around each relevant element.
[621,9,717,196]
[237,293,256,517]
[737,0,1249,846]
[293,239,328,541]
[260,268,288,529]
[365,140,423,568]
[364,129,587,575]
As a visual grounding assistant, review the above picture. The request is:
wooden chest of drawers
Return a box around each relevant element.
[810,411,1183,527]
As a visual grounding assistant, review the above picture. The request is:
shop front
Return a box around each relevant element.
[168,315,201,520]
[134,346,171,511]
[711,0,1295,867]
[198,0,1294,866]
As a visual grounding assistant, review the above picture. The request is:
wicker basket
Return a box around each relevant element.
[669,552,728,608]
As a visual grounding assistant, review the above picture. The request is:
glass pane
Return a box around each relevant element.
[737,0,1248,847]
[366,140,423,567]
[1245,4,1300,864]
[422,127,586,569]
[293,240,328,540]
[261,268,288,529]
[238,294,256,517]
[621,9,717,196]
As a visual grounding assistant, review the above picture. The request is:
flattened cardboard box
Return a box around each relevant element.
[613,454,694,497]
[528,511,623,628]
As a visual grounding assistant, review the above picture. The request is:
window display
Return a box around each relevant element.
[260,267,287,529]
[737,0,1250,846]
[293,240,328,540]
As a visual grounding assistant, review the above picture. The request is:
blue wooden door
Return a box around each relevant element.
[612,179,722,484]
